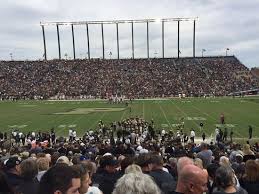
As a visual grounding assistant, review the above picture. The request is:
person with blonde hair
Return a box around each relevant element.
[240,160,259,194]
[112,172,161,194]
[125,164,142,174]
[242,144,255,162]
[243,144,254,155]
[194,158,204,169]
[56,156,72,166]
[219,155,241,188]
[219,156,230,167]
[36,157,49,181]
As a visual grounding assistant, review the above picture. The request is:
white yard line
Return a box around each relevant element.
[119,107,127,121]
[89,112,107,130]
[190,104,243,138]
[169,100,201,131]
[157,101,173,132]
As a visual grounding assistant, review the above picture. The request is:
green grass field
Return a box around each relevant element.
[0,97,259,139]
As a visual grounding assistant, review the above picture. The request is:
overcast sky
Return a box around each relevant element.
[0,0,259,68]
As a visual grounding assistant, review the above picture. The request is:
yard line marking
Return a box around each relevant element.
[157,101,173,132]
[55,108,92,135]
[71,114,87,125]
[89,112,107,130]
[0,105,34,129]
[2,102,43,132]
[8,125,28,128]
[169,99,201,134]
[119,107,127,121]
[6,120,33,132]
[190,104,243,138]
[55,114,77,135]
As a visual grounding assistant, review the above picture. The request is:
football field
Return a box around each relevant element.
[0,97,258,139]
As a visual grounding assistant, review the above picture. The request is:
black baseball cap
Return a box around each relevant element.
[5,156,22,169]
[100,155,119,167]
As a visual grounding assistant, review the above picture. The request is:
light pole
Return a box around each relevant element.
[226,48,230,56]
[10,53,13,60]
[109,51,112,59]
[202,49,206,57]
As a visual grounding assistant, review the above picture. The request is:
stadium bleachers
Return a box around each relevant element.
[0,56,258,99]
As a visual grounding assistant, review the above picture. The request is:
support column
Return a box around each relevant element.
[177,20,180,59]
[162,21,165,58]
[41,25,47,60]
[116,23,119,59]
[101,23,105,59]
[131,22,134,59]
[86,23,90,59]
[56,24,61,59]
[147,21,149,58]
[193,20,196,58]
[71,24,76,59]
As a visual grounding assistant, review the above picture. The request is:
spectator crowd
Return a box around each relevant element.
[0,56,258,194]
[0,56,258,100]
[0,116,258,194]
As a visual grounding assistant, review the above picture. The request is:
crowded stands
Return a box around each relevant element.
[0,56,258,100]
[0,56,258,194]
[0,115,258,194]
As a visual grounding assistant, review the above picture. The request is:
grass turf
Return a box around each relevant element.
[0,97,258,138]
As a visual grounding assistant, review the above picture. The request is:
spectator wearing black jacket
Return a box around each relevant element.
[149,154,176,194]
[3,157,23,192]
[0,171,16,194]
[95,155,121,194]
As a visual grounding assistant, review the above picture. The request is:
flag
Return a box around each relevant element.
[226,48,230,50]
[202,49,206,52]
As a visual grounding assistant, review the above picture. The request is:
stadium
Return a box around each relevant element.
[0,1,259,194]
[0,56,259,138]
[0,18,259,139]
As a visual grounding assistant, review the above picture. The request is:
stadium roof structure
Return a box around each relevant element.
[40,17,198,61]
[40,17,198,26]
